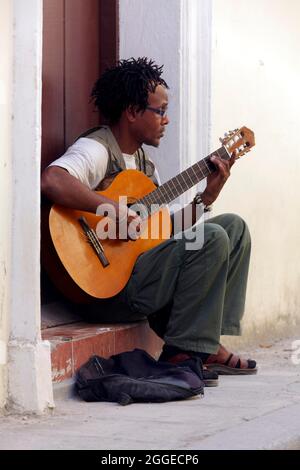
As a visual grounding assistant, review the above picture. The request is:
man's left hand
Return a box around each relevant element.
[201,152,236,206]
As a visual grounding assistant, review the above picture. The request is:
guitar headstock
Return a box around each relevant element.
[220,126,255,159]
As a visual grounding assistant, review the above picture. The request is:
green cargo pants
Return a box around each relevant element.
[87,213,251,355]
[119,213,251,354]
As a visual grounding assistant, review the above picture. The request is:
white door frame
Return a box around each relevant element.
[6,0,53,414]
[180,0,212,203]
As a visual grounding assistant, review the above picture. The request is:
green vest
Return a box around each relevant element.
[78,126,158,187]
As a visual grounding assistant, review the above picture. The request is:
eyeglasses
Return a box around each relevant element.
[146,106,168,118]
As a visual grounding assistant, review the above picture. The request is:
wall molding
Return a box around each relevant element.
[180,0,212,203]
[7,0,54,413]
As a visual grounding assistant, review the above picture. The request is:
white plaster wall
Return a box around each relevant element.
[119,0,182,182]
[119,0,212,207]
[211,0,300,339]
[0,0,13,410]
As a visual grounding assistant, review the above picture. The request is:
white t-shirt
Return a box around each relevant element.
[49,137,161,189]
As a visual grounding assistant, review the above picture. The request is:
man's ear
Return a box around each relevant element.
[126,105,139,122]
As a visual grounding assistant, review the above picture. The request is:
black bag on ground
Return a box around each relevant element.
[75,348,204,405]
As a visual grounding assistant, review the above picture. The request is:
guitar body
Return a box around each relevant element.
[46,126,255,302]
[49,170,172,299]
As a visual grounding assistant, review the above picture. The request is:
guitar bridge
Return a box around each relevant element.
[78,216,110,268]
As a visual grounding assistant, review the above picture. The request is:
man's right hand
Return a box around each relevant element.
[114,204,143,241]
[95,201,142,241]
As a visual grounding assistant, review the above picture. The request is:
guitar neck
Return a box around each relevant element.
[138,145,230,212]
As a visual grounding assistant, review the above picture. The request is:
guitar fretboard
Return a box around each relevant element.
[137,146,229,215]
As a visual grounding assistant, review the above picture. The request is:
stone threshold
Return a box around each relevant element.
[42,320,163,384]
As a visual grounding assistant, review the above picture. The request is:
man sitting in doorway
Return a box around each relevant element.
[41,57,257,383]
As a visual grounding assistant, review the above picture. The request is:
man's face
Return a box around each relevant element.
[133,84,169,148]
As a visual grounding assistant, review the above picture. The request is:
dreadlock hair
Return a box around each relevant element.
[90,57,169,125]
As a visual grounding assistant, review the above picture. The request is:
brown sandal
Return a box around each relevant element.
[204,344,257,375]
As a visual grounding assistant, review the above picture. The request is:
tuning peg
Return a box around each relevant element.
[220,132,230,143]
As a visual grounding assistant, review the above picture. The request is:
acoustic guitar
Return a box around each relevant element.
[47,127,255,300]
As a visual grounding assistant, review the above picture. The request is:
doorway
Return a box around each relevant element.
[41,0,118,323]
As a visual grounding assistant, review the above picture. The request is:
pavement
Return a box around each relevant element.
[0,336,300,450]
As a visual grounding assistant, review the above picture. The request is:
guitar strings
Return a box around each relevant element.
[138,146,229,214]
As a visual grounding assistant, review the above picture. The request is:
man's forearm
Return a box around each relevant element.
[41,166,117,213]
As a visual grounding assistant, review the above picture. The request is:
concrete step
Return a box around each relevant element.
[42,320,163,384]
